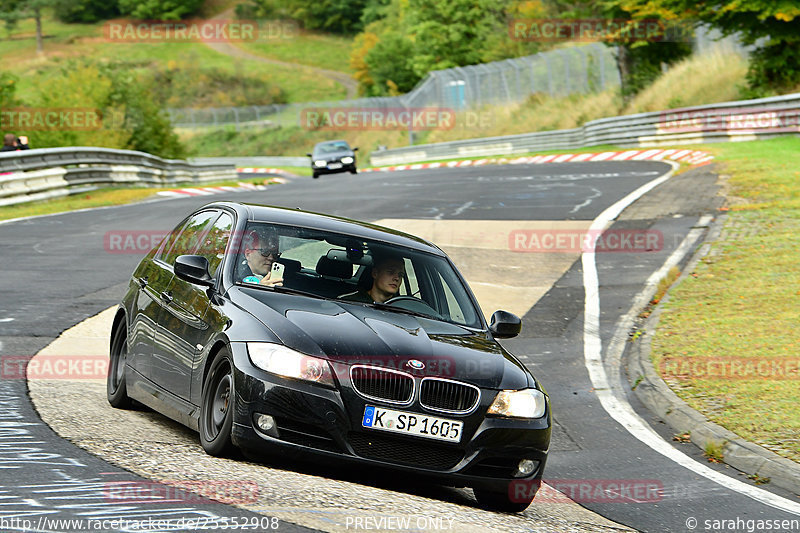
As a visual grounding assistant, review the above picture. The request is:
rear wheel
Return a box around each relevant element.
[473,487,534,513]
[107,324,132,409]
[200,348,236,456]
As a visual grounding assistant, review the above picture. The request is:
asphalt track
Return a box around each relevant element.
[1,162,799,532]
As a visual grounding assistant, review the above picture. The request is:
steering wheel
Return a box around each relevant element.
[383,296,440,317]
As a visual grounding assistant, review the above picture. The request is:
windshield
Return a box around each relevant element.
[233,222,483,329]
[314,141,351,154]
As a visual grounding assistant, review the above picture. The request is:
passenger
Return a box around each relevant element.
[240,227,283,287]
[340,254,405,304]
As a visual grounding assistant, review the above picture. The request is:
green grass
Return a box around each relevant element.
[0,10,348,104]
[236,29,355,73]
[651,136,800,463]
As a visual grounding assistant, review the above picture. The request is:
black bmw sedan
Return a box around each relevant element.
[108,202,551,512]
[307,140,358,179]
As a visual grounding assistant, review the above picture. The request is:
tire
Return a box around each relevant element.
[312,172,319,179]
[473,487,534,513]
[107,324,133,409]
[349,168,357,174]
[199,348,236,456]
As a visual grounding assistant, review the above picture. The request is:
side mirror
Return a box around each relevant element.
[306,153,312,157]
[174,255,214,287]
[489,310,521,339]
[353,147,359,151]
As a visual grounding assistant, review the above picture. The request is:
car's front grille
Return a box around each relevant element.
[419,378,480,413]
[350,366,414,404]
[348,432,464,470]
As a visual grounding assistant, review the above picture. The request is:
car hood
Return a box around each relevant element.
[231,288,532,390]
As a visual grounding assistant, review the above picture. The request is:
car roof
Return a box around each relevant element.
[207,202,445,256]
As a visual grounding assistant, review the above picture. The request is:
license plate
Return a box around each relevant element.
[328,162,343,169]
[362,406,462,443]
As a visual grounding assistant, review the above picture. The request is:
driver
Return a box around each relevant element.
[340,254,404,304]
[240,227,283,287]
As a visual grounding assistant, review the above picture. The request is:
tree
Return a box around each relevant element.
[52,0,120,23]
[550,0,691,100]
[117,0,204,21]
[631,0,800,92]
[236,0,369,34]
[405,0,510,77]
[0,0,52,54]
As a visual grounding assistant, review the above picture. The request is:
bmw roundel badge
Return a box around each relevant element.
[407,359,425,370]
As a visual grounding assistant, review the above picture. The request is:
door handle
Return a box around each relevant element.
[160,291,173,303]
[137,277,148,288]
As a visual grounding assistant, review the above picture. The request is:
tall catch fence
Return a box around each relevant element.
[167,44,619,130]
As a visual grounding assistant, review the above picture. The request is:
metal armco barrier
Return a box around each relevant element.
[0,147,237,207]
[190,156,309,167]
[370,92,800,166]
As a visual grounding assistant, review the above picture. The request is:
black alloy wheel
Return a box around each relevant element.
[200,348,236,456]
[107,324,132,409]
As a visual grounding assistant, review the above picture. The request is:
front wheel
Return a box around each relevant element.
[312,172,319,179]
[473,487,534,513]
[349,168,357,174]
[107,324,132,409]
[199,348,236,456]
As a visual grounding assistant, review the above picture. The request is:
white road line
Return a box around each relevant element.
[0,318,14,323]
[581,162,800,515]
[451,201,474,217]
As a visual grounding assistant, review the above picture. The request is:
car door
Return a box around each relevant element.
[154,210,232,401]
[149,209,220,399]
[128,219,187,380]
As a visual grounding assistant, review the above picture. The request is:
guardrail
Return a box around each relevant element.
[0,147,237,207]
[190,156,309,168]
[370,92,800,166]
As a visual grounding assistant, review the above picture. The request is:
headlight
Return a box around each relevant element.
[487,389,546,419]
[247,343,335,387]
[314,160,327,167]
[341,156,354,164]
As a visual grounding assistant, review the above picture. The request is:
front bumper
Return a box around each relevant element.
[313,161,356,175]
[229,343,550,492]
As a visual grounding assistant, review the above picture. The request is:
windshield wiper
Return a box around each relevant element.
[368,302,439,321]
[240,283,324,300]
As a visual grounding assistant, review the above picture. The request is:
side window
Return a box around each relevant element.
[196,213,233,274]
[159,211,218,266]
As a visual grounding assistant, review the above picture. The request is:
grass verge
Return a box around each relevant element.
[0,10,348,104]
[650,136,800,463]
